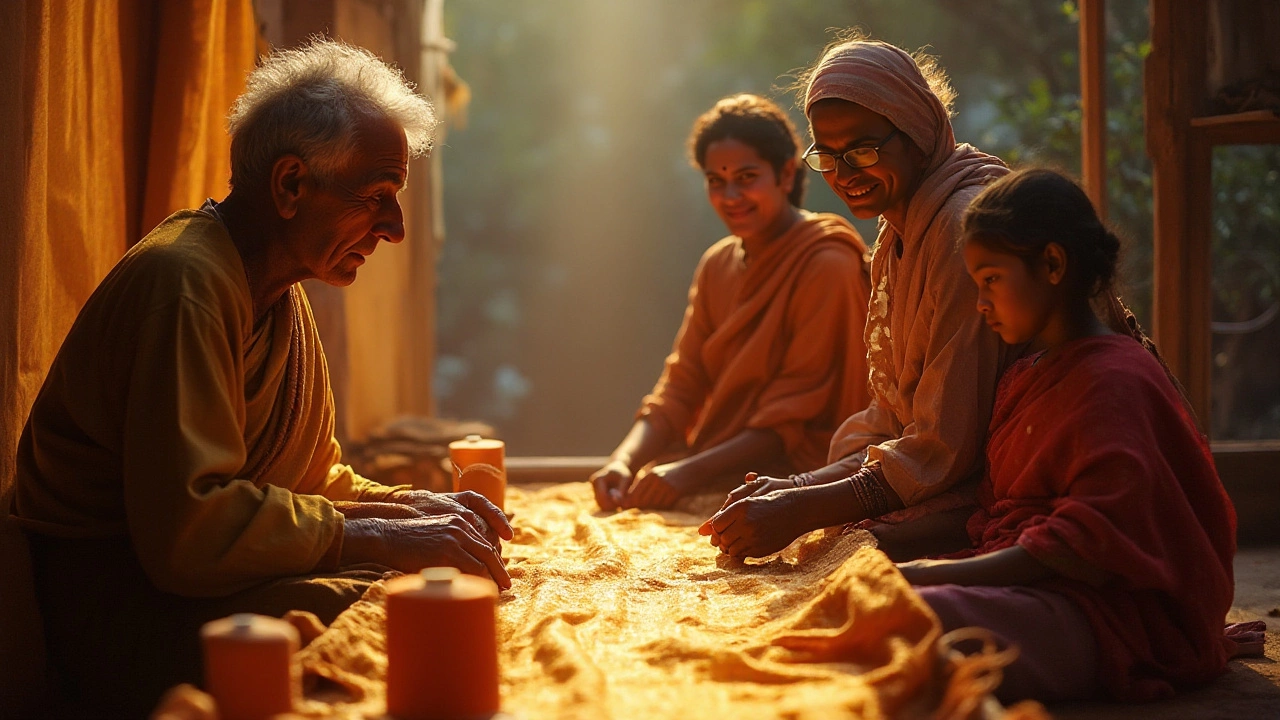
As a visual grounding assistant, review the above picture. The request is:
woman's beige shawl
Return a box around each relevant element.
[807,41,1020,505]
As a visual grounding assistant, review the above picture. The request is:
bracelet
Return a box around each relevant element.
[788,472,818,488]
[846,469,891,519]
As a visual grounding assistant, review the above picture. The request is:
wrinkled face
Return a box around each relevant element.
[702,138,795,244]
[290,114,409,286]
[807,99,925,225]
[963,239,1055,345]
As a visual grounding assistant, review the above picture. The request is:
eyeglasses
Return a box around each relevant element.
[802,128,901,172]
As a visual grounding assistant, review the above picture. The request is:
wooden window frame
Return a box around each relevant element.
[1137,0,1280,543]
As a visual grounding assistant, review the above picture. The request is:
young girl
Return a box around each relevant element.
[591,94,872,511]
[897,168,1239,703]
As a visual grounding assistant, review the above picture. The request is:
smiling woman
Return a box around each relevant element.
[703,33,1021,562]
[806,103,925,232]
[589,94,873,513]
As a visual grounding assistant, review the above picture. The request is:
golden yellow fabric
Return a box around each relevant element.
[12,211,402,597]
[282,483,1038,720]
[494,485,929,720]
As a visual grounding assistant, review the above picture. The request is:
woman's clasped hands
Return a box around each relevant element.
[699,472,812,559]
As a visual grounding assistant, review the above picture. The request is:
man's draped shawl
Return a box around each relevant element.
[13,210,401,597]
[640,212,871,473]
[807,40,1020,506]
[954,336,1237,701]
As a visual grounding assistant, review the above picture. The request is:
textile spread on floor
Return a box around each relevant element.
[262,483,1046,720]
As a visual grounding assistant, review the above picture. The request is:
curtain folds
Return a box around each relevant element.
[0,0,258,511]
[0,2,256,712]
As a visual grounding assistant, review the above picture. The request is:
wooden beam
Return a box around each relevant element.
[1079,0,1107,218]
[1146,0,1213,426]
[1213,441,1280,545]
[1185,138,1213,424]
[1191,110,1280,145]
[507,457,611,485]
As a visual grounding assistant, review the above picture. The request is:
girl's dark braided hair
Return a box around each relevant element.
[961,168,1198,422]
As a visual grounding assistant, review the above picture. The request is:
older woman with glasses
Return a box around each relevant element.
[591,94,873,511]
[702,33,1020,560]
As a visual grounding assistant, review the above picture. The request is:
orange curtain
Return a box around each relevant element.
[1,0,132,514]
[0,0,257,511]
[142,0,259,233]
[0,5,256,709]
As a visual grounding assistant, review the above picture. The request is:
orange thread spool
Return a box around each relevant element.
[386,567,501,720]
[448,435,507,512]
[201,613,298,720]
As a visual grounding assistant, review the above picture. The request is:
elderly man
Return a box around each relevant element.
[11,40,509,715]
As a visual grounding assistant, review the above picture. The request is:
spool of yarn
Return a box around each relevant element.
[386,567,501,720]
[201,613,298,720]
[448,434,507,512]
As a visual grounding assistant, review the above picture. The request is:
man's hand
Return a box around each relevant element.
[390,489,513,549]
[341,516,512,589]
[332,501,425,520]
[621,462,696,510]
[589,459,633,511]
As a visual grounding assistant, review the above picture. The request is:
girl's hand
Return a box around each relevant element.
[590,459,633,511]
[895,558,952,586]
[622,463,693,510]
[897,547,1056,587]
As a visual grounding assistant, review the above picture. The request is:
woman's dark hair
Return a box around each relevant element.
[688,93,807,207]
[963,167,1198,423]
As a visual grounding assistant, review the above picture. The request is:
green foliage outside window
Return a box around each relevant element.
[437,0,1279,450]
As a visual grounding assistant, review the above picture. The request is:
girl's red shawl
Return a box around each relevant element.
[956,335,1237,701]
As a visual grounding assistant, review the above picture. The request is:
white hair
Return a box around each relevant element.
[227,38,437,189]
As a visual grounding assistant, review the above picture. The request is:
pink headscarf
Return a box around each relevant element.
[803,40,956,173]
[808,39,1012,497]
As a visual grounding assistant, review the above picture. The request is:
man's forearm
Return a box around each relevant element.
[338,518,386,567]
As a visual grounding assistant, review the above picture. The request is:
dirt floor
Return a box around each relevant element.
[1050,546,1280,719]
